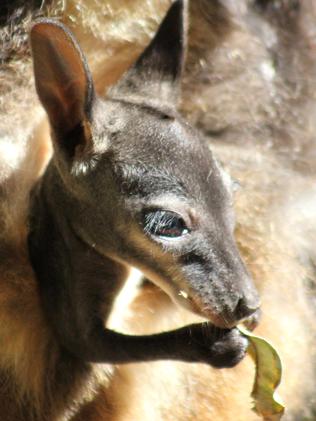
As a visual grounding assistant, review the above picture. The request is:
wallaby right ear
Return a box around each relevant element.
[30,19,94,138]
[111,0,187,105]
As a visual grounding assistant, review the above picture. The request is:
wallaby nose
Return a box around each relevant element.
[234,294,261,321]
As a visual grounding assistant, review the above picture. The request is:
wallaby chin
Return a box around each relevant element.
[0,0,315,420]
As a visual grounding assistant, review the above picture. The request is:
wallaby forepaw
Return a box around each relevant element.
[186,324,248,368]
[208,328,248,368]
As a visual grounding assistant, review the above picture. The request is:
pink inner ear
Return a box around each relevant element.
[31,20,92,133]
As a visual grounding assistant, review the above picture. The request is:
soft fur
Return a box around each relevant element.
[0,0,316,420]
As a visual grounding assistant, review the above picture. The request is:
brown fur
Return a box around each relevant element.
[0,0,316,419]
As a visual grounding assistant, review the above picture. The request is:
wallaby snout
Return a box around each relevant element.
[183,284,260,329]
[219,258,261,327]
[219,282,261,328]
[234,291,260,320]
[177,262,260,329]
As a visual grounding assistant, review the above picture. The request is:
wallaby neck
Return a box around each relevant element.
[27,162,128,353]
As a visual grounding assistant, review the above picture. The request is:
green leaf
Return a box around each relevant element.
[238,326,285,421]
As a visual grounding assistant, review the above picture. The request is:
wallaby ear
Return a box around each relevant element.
[111,0,187,104]
[30,19,94,140]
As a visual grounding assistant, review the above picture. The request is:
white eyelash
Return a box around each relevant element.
[144,211,175,235]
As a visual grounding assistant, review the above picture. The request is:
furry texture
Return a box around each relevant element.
[0,0,316,420]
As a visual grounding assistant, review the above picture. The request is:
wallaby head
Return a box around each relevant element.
[30,0,259,330]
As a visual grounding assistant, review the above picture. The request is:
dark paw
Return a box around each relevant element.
[208,328,248,368]
[186,324,248,368]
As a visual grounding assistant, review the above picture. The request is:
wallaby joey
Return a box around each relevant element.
[28,0,260,368]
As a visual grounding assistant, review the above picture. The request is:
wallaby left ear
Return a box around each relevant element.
[30,19,94,139]
[111,0,187,104]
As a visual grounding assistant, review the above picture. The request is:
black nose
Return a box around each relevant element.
[234,295,260,321]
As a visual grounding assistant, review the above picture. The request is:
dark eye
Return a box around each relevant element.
[143,210,189,238]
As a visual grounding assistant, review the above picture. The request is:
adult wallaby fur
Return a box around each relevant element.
[1,0,316,420]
